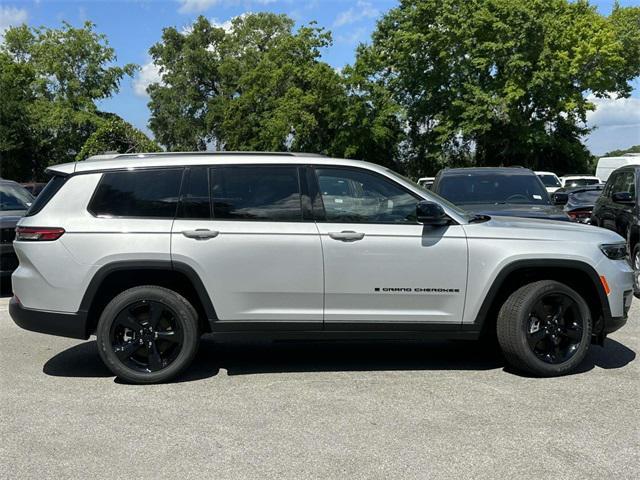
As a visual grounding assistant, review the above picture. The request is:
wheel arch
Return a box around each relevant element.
[79,260,217,337]
[474,259,611,340]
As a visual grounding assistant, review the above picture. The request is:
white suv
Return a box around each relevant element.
[10,153,633,383]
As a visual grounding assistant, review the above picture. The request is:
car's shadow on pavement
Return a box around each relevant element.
[42,336,636,384]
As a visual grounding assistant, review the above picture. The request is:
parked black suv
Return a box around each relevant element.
[431,167,570,221]
[591,165,640,293]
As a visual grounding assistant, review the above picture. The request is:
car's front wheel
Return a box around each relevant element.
[497,280,592,377]
[96,285,199,384]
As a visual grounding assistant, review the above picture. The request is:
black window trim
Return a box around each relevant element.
[87,167,186,220]
[309,165,448,226]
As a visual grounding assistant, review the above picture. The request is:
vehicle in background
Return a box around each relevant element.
[535,171,562,193]
[591,165,640,295]
[431,167,571,221]
[552,185,604,224]
[417,177,435,189]
[559,175,601,188]
[0,179,34,282]
[21,182,47,197]
[596,153,640,183]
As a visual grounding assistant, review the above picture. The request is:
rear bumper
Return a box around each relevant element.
[9,297,89,340]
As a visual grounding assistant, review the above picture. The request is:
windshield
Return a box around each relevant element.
[0,183,34,211]
[383,168,473,220]
[437,173,551,206]
[564,178,600,187]
[538,174,561,187]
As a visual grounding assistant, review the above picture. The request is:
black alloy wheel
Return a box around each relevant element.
[110,300,183,373]
[497,280,592,377]
[97,285,199,384]
[526,293,584,364]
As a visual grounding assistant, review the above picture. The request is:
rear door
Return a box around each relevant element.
[171,165,323,327]
[311,166,468,326]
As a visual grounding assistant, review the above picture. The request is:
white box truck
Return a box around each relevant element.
[596,153,640,182]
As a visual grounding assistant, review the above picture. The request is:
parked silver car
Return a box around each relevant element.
[9,152,633,383]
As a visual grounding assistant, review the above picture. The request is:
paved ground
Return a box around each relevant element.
[1,295,638,479]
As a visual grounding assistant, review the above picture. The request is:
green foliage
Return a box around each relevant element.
[603,145,640,157]
[357,0,640,175]
[0,22,138,180]
[77,117,161,160]
[147,13,402,166]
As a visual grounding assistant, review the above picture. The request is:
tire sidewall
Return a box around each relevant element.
[96,286,199,384]
[513,282,592,375]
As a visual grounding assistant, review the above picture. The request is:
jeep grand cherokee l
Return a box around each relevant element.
[9,153,633,383]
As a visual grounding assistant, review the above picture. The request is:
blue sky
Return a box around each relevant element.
[1,0,639,155]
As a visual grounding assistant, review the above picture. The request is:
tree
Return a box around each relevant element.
[0,22,136,180]
[77,116,161,160]
[603,145,640,157]
[357,0,640,175]
[146,13,401,167]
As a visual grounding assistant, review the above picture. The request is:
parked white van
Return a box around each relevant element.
[596,153,640,182]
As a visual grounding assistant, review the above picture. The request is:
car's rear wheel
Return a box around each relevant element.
[96,285,199,384]
[497,280,592,377]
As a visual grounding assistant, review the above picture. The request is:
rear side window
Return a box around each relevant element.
[25,175,66,216]
[89,169,183,218]
[210,166,302,221]
[178,167,210,219]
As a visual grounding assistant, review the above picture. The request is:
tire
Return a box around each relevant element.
[497,280,592,377]
[630,243,640,299]
[96,285,199,384]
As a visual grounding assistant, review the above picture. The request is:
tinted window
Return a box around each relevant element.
[89,169,183,218]
[211,166,302,221]
[613,171,636,199]
[564,178,600,187]
[437,173,550,205]
[537,174,561,187]
[178,167,210,219]
[25,176,65,216]
[315,168,418,223]
[1,182,34,212]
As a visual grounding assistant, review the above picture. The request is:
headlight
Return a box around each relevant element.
[600,243,627,260]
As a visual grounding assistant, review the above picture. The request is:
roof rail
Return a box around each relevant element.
[84,151,326,162]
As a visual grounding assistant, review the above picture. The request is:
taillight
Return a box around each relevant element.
[15,226,65,241]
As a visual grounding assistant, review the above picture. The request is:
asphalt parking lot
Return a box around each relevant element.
[1,295,638,479]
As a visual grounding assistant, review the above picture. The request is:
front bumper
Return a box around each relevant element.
[9,297,89,340]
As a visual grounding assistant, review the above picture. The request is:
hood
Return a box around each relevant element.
[466,214,625,244]
[461,203,570,222]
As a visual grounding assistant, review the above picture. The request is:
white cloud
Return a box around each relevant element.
[586,93,640,128]
[584,93,640,155]
[0,6,28,38]
[177,0,274,14]
[334,0,378,27]
[133,60,162,97]
[178,0,221,14]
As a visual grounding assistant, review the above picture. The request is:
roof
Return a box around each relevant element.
[560,175,600,179]
[438,167,535,176]
[46,151,389,177]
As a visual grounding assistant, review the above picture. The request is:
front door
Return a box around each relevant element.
[312,166,468,326]
[171,165,323,326]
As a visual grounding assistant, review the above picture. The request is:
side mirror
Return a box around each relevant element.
[416,200,449,226]
[612,192,634,204]
[552,192,569,205]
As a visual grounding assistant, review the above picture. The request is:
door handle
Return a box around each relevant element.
[328,231,365,241]
[182,229,219,240]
